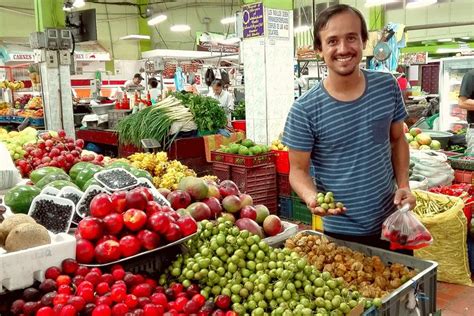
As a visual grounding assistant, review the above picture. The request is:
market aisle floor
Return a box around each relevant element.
[437,280,474,316]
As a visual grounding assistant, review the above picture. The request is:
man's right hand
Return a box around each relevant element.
[305,195,347,216]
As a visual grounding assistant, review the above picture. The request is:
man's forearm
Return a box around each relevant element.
[289,168,318,204]
[459,99,474,111]
[391,137,410,189]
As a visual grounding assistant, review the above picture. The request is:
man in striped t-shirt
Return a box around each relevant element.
[283,4,416,249]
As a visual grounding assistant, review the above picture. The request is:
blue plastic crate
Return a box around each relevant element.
[278,196,293,219]
[0,116,11,123]
[30,117,45,126]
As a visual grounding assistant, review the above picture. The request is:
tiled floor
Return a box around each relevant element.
[436,280,474,316]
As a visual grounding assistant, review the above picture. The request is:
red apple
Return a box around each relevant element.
[102,213,124,235]
[119,235,142,258]
[201,197,222,219]
[167,190,192,210]
[123,209,147,231]
[145,201,162,217]
[134,187,154,202]
[136,230,161,250]
[90,193,113,218]
[147,212,171,235]
[176,215,198,237]
[94,240,121,264]
[239,205,257,221]
[262,215,283,237]
[78,217,103,241]
[164,223,182,242]
[76,238,95,264]
[111,191,128,214]
[96,234,119,245]
[126,189,149,211]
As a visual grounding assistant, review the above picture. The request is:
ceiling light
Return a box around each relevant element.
[170,24,191,32]
[294,25,311,33]
[365,0,400,7]
[460,36,471,40]
[74,0,85,8]
[221,16,236,25]
[437,38,453,42]
[119,35,151,40]
[406,0,437,9]
[148,14,167,26]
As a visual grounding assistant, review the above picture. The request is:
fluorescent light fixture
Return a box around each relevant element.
[170,24,191,32]
[221,16,236,25]
[365,0,399,8]
[437,38,453,42]
[119,35,151,40]
[460,36,471,40]
[294,25,311,33]
[406,0,437,9]
[148,14,167,26]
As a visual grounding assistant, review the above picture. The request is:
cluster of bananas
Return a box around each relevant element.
[271,138,288,151]
[0,80,25,90]
[128,152,196,190]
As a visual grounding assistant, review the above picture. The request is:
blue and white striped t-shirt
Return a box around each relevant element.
[283,70,407,236]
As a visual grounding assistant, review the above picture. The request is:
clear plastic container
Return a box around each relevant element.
[28,194,75,234]
[41,186,60,196]
[94,168,139,192]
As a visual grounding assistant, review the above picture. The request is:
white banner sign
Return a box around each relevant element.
[266,8,289,38]
[8,52,110,62]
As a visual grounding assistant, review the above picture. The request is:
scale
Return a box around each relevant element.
[141,139,161,153]
[373,26,395,62]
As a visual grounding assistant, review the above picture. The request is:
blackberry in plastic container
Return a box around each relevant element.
[61,193,81,205]
[30,200,73,234]
[77,189,102,217]
[98,169,137,189]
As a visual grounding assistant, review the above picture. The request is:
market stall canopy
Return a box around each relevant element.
[141,49,239,61]
[0,41,111,63]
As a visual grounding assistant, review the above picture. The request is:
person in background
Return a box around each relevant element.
[397,73,410,99]
[459,69,474,123]
[148,78,161,103]
[122,73,144,91]
[282,4,415,251]
[208,79,234,120]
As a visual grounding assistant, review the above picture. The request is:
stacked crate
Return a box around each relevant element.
[211,152,278,213]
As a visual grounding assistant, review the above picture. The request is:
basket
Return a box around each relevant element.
[453,169,474,185]
[448,154,474,171]
[278,196,293,219]
[277,173,292,196]
[211,151,275,168]
[108,109,130,130]
[272,150,289,174]
[292,197,312,224]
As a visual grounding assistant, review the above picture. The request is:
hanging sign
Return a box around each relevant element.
[266,8,289,38]
[242,2,264,38]
[9,53,34,61]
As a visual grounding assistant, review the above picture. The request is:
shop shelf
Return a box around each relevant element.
[211,151,275,168]
[273,150,289,174]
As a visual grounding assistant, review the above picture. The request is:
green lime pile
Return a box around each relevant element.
[160,218,366,315]
[218,139,269,156]
[316,192,345,213]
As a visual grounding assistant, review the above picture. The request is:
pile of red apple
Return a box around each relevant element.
[10,258,237,316]
[164,178,283,238]
[16,130,104,177]
[76,186,198,264]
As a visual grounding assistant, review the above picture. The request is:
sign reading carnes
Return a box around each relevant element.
[7,52,110,62]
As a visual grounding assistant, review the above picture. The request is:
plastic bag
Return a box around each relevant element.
[0,143,21,191]
[381,204,433,250]
[410,149,454,188]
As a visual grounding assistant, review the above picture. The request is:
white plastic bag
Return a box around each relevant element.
[410,149,454,188]
[0,143,21,190]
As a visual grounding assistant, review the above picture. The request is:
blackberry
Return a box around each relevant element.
[30,199,74,233]
[60,193,81,205]
[77,189,102,217]
[97,169,137,190]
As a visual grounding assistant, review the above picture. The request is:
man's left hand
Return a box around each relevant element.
[394,188,416,210]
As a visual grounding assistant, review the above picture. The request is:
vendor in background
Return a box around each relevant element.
[459,69,474,123]
[208,79,234,120]
[148,78,161,103]
[122,73,144,91]
[397,73,410,100]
